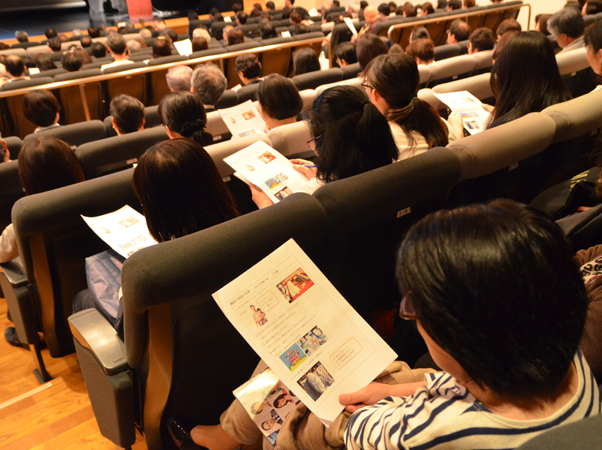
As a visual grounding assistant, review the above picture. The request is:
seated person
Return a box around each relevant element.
[48,40,62,53]
[235,53,262,86]
[101,33,133,71]
[335,42,358,67]
[3,55,30,82]
[159,91,213,146]
[292,23,311,35]
[343,199,599,449]
[35,54,57,71]
[192,27,212,42]
[166,65,193,92]
[152,37,172,58]
[405,38,435,65]
[363,53,460,159]
[409,26,430,44]
[61,50,83,72]
[293,48,321,75]
[227,28,245,45]
[421,1,434,14]
[356,34,388,71]
[486,31,571,128]
[261,23,278,40]
[496,18,521,41]
[171,200,600,449]
[2,136,85,347]
[247,86,399,209]
[256,74,303,130]
[191,36,208,52]
[109,94,145,135]
[23,89,61,132]
[91,41,107,58]
[446,19,471,44]
[468,27,495,54]
[191,63,227,111]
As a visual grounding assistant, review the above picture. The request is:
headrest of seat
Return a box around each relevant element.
[432,72,493,100]
[543,88,602,143]
[206,134,272,177]
[267,121,311,157]
[556,47,590,76]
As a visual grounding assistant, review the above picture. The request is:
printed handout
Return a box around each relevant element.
[81,205,157,259]
[434,90,491,135]
[213,239,398,425]
[218,100,268,139]
[344,17,358,36]
[223,140,320,203]
[173,39,193,56]
[234,368,301,445]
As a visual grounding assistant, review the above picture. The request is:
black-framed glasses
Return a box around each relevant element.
[399,291,418,321]
[306,135,322,148]
[361,82,374,91]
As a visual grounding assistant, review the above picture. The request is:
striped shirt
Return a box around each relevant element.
[345,352,600,450]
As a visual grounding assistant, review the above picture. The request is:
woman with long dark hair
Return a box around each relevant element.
[362,53,459,160]
[488,31,571,128]
[158,91,214,147]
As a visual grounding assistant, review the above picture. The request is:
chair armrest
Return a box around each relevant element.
[0,257,27,287]
[68,309,129,376]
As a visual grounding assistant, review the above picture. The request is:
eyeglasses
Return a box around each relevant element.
[306,135,322,149]
[399,291,418,321]
[361,82,374,91]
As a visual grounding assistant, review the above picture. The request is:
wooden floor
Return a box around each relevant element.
[0,297,148,450]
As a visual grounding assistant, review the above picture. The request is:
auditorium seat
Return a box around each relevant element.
[75,127,168,179]
[54,68,103,81]
[3,136,22,159]
[292,68,344,91]
[0,77,54,91]
[187,47,227,59]
[215,89,239,109]
[68,192,327,450]
[260,44,293,79]
[267,120,313,159]
[11,168,139,358]
[0,160,24,232]
[205,110,232,142]
[471,49,494,74]
[260,37,294,46]
[146,55,188,66]
[434,43,461,61]
[105,64,148,105]
[238,24,260,38]
[432,72,494,103]
[313,147,461,330]
[0,48,26,56]
[556,47,598,98]
[314,77,362,96]
[30,68,66,78]
[128,52,151,62]
[418,64,432,87]
[26,45,52,56]
[426,55,477,87]
[446,112,557,205]
[102,61,147,74]
[237,82,262,103]
[298,89,317,110]
[25,120,107,148]
[340,62,361,79]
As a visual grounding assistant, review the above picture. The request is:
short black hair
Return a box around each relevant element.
[232,3,243,12]
[188,10,199,20]
[23,89,60,127]
[88,26,100,38]
[257,74,303,120]
[235,53,262,79]
[548,6,585,39]
[497,18,522,36]
[356,34,389,70]
[15,31,28,43]
[91,41,107,58]
[209,7,220,16]
[406,38,435,62]
[293,48,320,75]
[107,32,127,55]
[469,27,495,51]
[48,39,61,52]
[110,94,145,134]
[333,0,341,6]
[45,27,57,39]
[81,36,92,48]
[586,0,602,15]
[5,55,25,77]
[236,11,248,24]
[61,51,83,72]
[449,19,471,41]
[448,0,461,9]
[266,1,275,10]
[335,41,358,65]
[261,23,278,39]
[227,28,245,45]
[152,38,172,58]
[377,2,390,14]
[411,26,430,41]
[397,199,588,398]
[35,54,57,71]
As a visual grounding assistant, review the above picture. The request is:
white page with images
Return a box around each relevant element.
[174,39,193,56]
[434,91,491,135]
[218,100,268,138]
[82,205,157,259]
[224,140,318,202]
[213,239,398,425]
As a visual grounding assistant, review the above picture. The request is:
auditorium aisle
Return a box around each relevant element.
[0,296,147,449]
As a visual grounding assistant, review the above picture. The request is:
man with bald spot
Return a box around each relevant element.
[353,6,387,42]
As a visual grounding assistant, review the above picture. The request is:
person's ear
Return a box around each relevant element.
[164,125,179,139]
[139,118,145,131]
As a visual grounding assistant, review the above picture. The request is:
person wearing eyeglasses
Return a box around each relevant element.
[342,199,600,450]
[248,85,399,209]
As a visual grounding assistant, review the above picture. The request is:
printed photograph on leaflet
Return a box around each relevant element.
[234,368,301,445]
[433,90,491,135]
[223,141,319,203]
[218,100,268,138]
[213,239,397,425]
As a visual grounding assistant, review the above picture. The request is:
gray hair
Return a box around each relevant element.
[140,28,152,39]
[192,27,212,41]
[191,63,227,106]
[127,40,141,53]
[166,65,194,92]
[15,31,29,42]
[548,7,585,39]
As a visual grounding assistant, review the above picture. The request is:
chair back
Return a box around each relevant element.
[426,55,477,87]
[13,169,139,357]
[432,72,493,103]
[292,68,344,91]
[314,77,362,97]
[26,120,107,148]
[268,121,312,159]
[0,160,24,232]
[76,127,168,179]
[121,193,327,450]
[434,43,461,61]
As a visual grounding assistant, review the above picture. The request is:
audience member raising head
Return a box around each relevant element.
[191,63,227,109]
[101,33,133,71]
[45,27,58,40]
[357,34,389,71]
[191,37,208,52]
[158,91,213,146]
[256,74,303,130]
[132,138,239,243]
[489,31,572,128]
[235,53,262,85]
[23,90,60,132]
[468,27,495,53]
[335,42,358,67]
[293,48,321,75]
[410,26,430,43]
[61,50,83,72]
[363,53,455,159]
[447,19,471,44]
[405,38,435,65]
[496,18,522,40]
[421,2,435,15]
[110,94,145,135]
[166,65,193,92]
[227,28,245,46]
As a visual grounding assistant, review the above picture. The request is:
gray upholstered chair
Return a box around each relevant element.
[314,77,361,97]
[267,120,313,159]
[68,193,327,450]
[205,109,232,142]
[432,72,494,103]
[25,120,107,148]
[292,68,344,91]
[426,55,477,88]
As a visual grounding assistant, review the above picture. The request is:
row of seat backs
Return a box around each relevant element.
[386,1,523,48]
